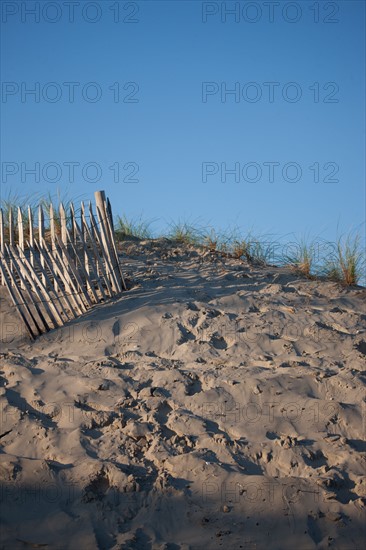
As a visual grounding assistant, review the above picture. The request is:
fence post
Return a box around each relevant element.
[94,190,125,291]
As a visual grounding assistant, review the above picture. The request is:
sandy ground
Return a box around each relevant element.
[0,238,365,550]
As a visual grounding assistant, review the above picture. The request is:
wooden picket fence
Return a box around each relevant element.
[0,190,126,339]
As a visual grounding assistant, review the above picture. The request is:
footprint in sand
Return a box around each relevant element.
[177,323,195,345]
[112,319,120,337]
[210,333,228,350]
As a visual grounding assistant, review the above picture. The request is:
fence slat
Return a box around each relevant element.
[28,240,73,322]
[9,208,14,246]
[70,202,77,246]
[49,203,56,250]
[0,208,4,255]
[65,226,99,304]
[6,245,47,334]
[82,207,113,298]
[18,207,24,251]
[95,206,121,294]
[59,202,67,257]
[73,216,107,301]
[0,253,36,340]
[28,206,34,267]
[17,208,25,289]
[95,191,122,293]
[50,239,87,314]
[89,203,118,294]
[16,245,65,328]
[38,205,46,285]
[37,239,80,318]
[49,203,60,292]
[8,208,14,283]
[104,204,126,290]
[0,209,4,284]
[55,234,93,308]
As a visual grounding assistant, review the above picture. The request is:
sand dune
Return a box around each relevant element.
[1,239,365,549]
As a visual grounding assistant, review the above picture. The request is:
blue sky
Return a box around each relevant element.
[1,0,365,243]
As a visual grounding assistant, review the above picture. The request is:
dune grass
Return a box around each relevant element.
[115,214,155,240]
[281,233,365,286]
[1,191,38,222]
[282,237,319,279]
[320,234,365,286]
[121,218,365,286]
[202,228,221,252]
[231,235,277,265]
[0,194,364,286]
[167,219,208,246]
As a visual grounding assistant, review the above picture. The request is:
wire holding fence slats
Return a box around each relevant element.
[0,190,126,340]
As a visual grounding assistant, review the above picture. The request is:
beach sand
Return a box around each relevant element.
[1,239,365,549]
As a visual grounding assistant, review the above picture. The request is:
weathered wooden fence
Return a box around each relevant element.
[0,190,126,339]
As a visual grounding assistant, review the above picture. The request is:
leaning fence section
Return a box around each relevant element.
[0,190,126,339]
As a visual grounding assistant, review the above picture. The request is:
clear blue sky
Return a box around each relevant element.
[1,0,365,243]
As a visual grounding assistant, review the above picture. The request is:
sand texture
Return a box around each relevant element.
[0,239,365,549]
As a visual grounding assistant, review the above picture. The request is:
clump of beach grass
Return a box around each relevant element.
[115,214,155,240]
[167,220,205,246]
[231,231,276,265]
[321,234,365,286]
[283,237,318,279]
[203,228,219,252]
